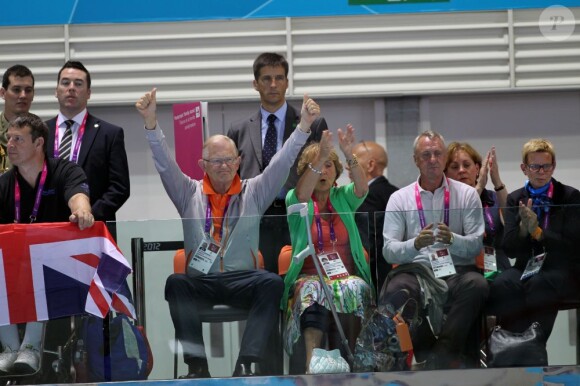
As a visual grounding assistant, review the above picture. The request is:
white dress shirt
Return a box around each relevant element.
[56,108,88,161]
[382,176,484,267]
[260,103,288,152]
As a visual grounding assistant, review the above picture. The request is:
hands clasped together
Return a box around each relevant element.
[414,223,454,250]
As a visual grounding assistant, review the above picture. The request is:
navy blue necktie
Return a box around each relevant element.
[262,114,277,169]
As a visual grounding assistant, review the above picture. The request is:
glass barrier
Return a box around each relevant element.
[2,206,578,383]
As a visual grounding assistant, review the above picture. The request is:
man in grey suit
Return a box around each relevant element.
[227,52,327,375]
[227,52,327,274]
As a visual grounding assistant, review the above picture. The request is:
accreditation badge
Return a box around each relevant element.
[317,252,349,280]
[429,247,456,278]
[521,252,546,281]
[189,237,221,274]
[483,246,498,273]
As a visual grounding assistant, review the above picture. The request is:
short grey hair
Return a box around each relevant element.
[413,130,445,154]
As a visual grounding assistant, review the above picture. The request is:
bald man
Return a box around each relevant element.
[351,141,398,292]
[136,88,321,378]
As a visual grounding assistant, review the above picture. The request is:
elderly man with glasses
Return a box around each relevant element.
[136,88,321,379]
[487,138,580,366]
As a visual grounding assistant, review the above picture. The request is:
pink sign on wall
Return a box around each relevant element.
[172,102,206,180]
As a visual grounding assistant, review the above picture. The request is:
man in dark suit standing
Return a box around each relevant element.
[227,53,327,274]
[227,52,327,375]
[351,141,398,292]
[45,61,130,238]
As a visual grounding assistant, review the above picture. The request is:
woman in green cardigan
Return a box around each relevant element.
[281,125,375,372]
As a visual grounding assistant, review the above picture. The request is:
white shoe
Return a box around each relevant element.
[12,345,40,374]
[0,347,18,374]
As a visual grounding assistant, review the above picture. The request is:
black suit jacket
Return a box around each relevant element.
[45,113,130,222]
[503,178,580,273]
[227,103,327,193]
[356,176,398,292]
[358,176,398,216]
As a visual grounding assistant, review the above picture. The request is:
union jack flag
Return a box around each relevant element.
[0,221,134,326]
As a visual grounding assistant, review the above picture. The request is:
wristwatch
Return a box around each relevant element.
[449,233,455,245]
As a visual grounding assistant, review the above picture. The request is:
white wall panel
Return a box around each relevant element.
[1,8,579,118]
[513,7,580,88]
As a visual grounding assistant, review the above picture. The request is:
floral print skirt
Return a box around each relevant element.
[283,274,373,354]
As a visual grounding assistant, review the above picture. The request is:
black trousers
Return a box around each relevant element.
[260,201,290,274]
[165,270,283,364]
[488,267,567,338]
[383,265,488,361]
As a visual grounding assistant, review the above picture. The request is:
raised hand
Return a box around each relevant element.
[135,88,158,129]
[299,94,320,131]
[318,130,333,161]
[337,124,356,157]
[294,129,333,203]
[488,147,503,188]
[476,150,490,193]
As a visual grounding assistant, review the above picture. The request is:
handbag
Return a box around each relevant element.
[77,313,152,382]
[487,322,547,367]
[308,348,350,374]
[353,291,418,373]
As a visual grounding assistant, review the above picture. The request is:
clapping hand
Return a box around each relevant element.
[519,199,539,235]
[476,152,490,193]
[476,146,505,196]
[488,147,503,188]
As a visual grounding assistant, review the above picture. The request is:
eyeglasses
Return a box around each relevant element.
[526,163,554,172]
[258,75,286,85]
[203,157,238,166]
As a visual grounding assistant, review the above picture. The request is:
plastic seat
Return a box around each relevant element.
[173,249,250,323]
[131,237,282,378]
[172,249,249,376]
